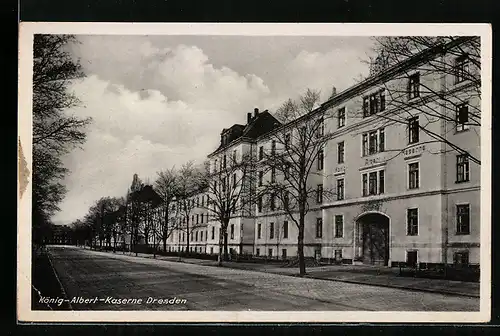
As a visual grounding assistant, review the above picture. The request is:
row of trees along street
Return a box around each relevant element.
[34,35,480,276]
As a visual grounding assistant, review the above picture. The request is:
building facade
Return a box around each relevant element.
[163,37,481,268]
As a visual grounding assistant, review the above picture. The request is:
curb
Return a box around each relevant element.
[89,248,479,299]
[46,250,73,310]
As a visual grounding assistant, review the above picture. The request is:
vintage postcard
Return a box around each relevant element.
[17,22,492,323]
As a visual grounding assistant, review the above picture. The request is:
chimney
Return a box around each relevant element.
[247,112,252,124]
[254,108,259,118]
[330,86,337,98]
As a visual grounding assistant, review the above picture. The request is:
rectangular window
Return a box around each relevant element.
[270,194,276,211]
[363,97,369,117]
[335,215,343,238]
[408,73,420,99]
[362,133,368,156]
[223,154,227,169]
[201,196,204,206]
[456,102,469,132]
[454,54,469,84]
[271,168,276,183]
[195,231,198,241]
[408,162,420,189]
[196,214,199,224]
[270,222,274,239]
[335,249,343,261]
[338,107,346,128]
[258,171,263,186]
[379,128,385,152]
[456,154,470,183]
[233,149,237,163]
[456,204,470,234]
[282,249,287,259]
[408,117,420,144]
[368,131,377,155]
[407,208,419,236]
[268,249,273,257]
[259,146,264,160]
[258,196,263,212]
[316,184,323,204]
[285,133,291,150]
[271,140,276,156]
[257,223,262,239]
[283,190,289,208]
[362,173,368,196]
[369,93,379,115]
[379,170,385,194]
[337,178,344,200]
[338,141,345,163]
[362,128,384,156]
[317,148,324,170]
[369,172,377,195]
[316,218,323,238]
[210,247,214,254]
[406,250,418,267]
[380,90,386,111]
[318,117,325,137]
[283,221,288,239]
[454,251,469,266]
[212,226,215,240]
[230,224,234,239]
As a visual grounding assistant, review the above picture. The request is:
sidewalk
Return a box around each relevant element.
[96,249,480,298]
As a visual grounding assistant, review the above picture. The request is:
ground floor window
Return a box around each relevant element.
[454,251,469,266]
[406,250,418,267]
[210,247,214,254]
[268,248,273,257]
[282,248,287,259]
[256,248,260,256]
[334,249,342,261]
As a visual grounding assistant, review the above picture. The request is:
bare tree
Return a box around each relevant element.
[259,88,335,276]
[200,152,256,265]
[175,162,204,253]
[362,36,481,165]
[154,168,180,252]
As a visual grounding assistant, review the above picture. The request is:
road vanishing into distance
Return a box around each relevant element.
[44,245,479,311]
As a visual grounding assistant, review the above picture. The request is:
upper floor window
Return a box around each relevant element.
[269,222,275,239]
[456,102,470,132]
[316,218,323,238]
[408,162,420,189]
[271,140,276,156]
[363,90,386,117]
[456,204,470,235]
[271,167,276,183]
[408,73,420,99]
[454,54,470,84]
[408,116,419,144]
[232,149,237,163]
[317,148,324,170]
[362,170,385,196]
[337,178,344,200]
[257,223,262,239]
[223,154,227,169]
[257,196,263,212]
[283,221,288,239]
[338,107,346,128]
[407,208,419,236]
[316,184,323,204]
[456,154,470,183]
[258,146,264,160]
[317,117,325,137]
[285,133,291,150]
[362,128,385,156]
[258,171,264,186]
[270,194,276,211]
[338,141,345,164]
[334,215,343,238]
[230,224,235,239]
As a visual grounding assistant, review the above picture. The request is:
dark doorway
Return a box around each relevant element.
[358,213,390,266]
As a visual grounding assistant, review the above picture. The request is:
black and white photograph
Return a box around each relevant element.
[17,23,492,323]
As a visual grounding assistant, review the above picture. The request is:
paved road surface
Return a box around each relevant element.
[46,246,479,311]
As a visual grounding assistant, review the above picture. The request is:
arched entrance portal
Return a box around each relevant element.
[356,213,390,266]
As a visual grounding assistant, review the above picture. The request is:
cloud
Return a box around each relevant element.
[53,36,371,224]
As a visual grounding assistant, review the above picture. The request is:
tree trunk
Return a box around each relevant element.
[186,219,190,253]
[223,231,229,261]
[218,233,223,266]
[297,210,306,276]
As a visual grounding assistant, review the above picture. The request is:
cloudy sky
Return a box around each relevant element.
[52,35,375,225]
